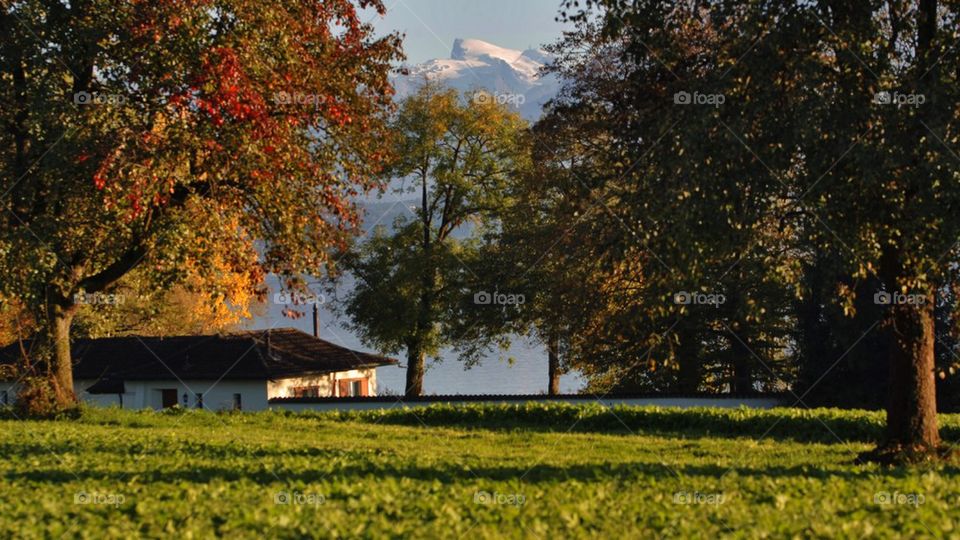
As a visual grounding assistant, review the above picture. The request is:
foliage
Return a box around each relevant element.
[1,405,960,538]
[554,0,960,452]
[529,16,799,394]
[70,207,269,337]
[335,84,530,394]
[0,0,402,400]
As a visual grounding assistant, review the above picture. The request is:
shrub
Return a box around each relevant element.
[13,377,81,420]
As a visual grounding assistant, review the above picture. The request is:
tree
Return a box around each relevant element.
[568,0,960,462]
[0,203,267,345]
[338,84,530,396]
[531,13,797,397]
[0,0,402,408]
[71,209,268,338]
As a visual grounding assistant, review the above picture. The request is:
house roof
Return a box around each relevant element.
[0,328,397,383]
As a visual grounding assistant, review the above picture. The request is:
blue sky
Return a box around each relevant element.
[367,0,572,64]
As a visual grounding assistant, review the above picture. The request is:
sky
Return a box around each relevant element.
[366,0,573,64]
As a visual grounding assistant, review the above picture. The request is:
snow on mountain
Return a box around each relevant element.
[451,38,523,64]
[393,38,560,121]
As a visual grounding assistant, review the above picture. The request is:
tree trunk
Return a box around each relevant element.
[402,169,432,398]
[732,357,752,394]
[863,241,944,463]
[675,322,700,393]
[547,333,561,396]
[404,340,425,397]
[884,291,940,452]
[729,329,753,394]
[46,300,77,407]
[404,272,433,397]
[725,287,753,394]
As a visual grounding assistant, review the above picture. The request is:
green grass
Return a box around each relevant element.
[1,404,959,539]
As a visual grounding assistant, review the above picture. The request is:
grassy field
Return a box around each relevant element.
[1,404,959,539]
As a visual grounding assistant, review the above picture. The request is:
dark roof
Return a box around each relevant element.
[85,377,125,395]
[0,328,397,382]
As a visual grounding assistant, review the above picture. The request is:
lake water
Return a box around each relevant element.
[257,285,584,395]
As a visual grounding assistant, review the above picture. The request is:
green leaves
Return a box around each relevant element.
[338,85,531,368]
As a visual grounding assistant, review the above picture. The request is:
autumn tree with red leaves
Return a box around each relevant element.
[0,0,402,409]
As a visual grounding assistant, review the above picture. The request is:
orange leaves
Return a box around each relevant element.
[92,152,118,191]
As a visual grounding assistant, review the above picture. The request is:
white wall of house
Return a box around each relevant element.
[1,368,378,410]
[0,379,275,411]
[268,368,377,398]
[74,380,125,408]
[111,380,270,410]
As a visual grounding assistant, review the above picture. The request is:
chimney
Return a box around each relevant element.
[312,303,320,338]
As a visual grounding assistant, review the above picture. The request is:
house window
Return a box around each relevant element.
[337,378,368,397]
[292,386,321,398]
[233,393,242,411]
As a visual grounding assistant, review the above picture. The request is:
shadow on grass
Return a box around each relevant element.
[318,403,960,446]
[6,459,956,486]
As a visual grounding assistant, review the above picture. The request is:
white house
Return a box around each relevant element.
[0,328,397,411]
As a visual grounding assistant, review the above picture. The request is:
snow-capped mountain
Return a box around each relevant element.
[393,38,560,121]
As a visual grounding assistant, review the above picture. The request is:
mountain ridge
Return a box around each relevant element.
[392,37,560,120]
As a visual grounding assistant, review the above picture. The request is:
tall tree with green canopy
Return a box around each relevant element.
[567,0,960,462]
[337,84,530,396]
[528,12,796,396]
[0,0,402,409]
